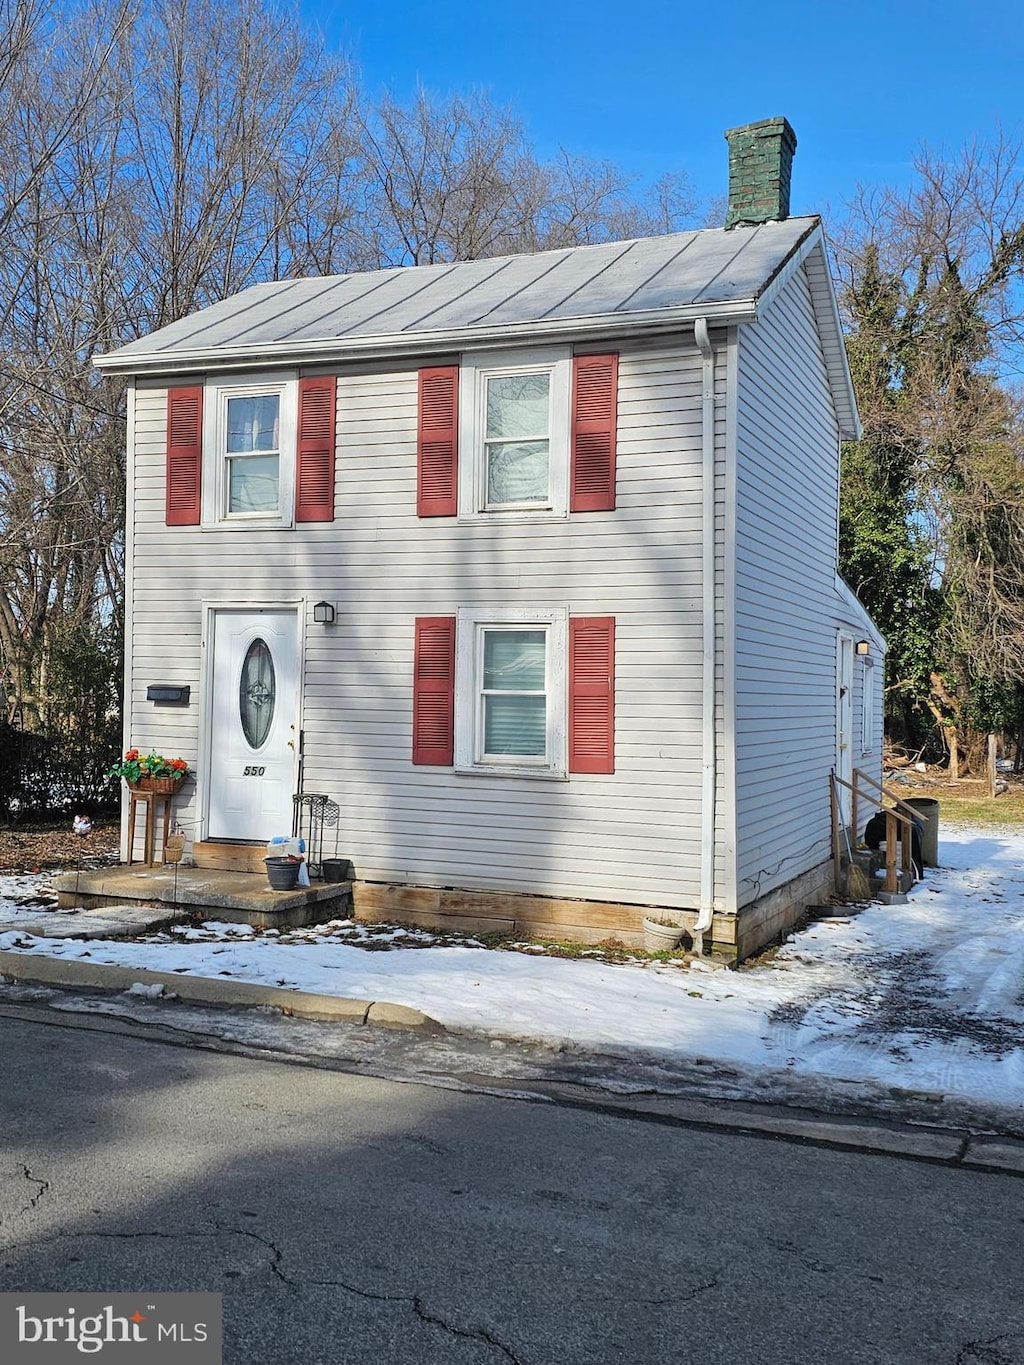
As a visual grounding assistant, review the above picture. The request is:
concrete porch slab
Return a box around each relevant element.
[0,902,179,940]
[50,865,354,930]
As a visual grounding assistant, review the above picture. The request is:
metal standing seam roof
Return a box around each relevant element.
[95,215,859,438]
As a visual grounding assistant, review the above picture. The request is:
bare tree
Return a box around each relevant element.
[0,4,701,790]
[114,0,353,328]
[0,0,134,246]
[348,88,700,268]
[0,0,355,735]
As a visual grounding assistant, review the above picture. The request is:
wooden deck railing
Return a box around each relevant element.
[830,768,919,896]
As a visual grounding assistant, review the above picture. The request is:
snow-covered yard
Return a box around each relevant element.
[1,826,1023,1125]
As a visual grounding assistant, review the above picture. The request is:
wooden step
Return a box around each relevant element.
[191,841,268,874]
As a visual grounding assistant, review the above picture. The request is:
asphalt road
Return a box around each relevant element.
[1,1011,1023,1365]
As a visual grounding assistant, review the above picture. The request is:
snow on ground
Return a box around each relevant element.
[1,827,1023,1118]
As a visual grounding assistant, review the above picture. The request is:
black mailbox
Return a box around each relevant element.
[146,685,190,705]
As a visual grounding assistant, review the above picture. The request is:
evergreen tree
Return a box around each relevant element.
[837,138,1024,772]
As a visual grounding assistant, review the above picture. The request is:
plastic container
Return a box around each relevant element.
[265,856,301,891]
[321,858,351,883]
[904,798,939,867]
[266,837,304,860]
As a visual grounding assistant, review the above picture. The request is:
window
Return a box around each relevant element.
[484,372,551,506]
[481,629,547,756]
[417,352,617,519]
[203,373,297,527]
[414,611,615,775]
[239,638,276,749]
[862,658,875,754]
[455,608,568,776]
[459,348,571,519]
[227,394,281,512]
[166,374,334,528]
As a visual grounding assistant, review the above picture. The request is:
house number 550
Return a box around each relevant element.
[243,765,266,777]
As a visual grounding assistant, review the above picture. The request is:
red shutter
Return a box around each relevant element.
[569,616,615,774]
[413,616,456,765]
[165,386,203,525]
[570,354,618,512]
[418,366,458,516]
[296,376,336,522]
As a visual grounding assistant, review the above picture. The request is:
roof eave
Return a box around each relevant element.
[92,299,759,376]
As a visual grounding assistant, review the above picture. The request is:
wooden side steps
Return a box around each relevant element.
[831,769,921,902]
[844,847,914,897]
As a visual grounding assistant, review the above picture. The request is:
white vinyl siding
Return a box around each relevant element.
[844,584,885,821]
[126,341,709,909]
[732,264,846,909]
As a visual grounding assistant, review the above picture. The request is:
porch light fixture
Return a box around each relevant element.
[313,600,335,625]
[856,639,870,656]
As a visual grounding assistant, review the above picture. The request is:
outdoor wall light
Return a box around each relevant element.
[856,640,870,656]
[313,600,336,625]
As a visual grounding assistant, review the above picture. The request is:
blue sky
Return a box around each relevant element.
[302,0,1023,221]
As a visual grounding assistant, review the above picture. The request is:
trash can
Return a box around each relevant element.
[904,798,939,867]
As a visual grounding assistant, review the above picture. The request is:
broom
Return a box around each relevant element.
[841,812,873,900]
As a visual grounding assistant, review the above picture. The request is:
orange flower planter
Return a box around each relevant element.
[127,776,184,795]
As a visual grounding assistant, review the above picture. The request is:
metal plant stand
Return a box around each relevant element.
[291,793,340,880]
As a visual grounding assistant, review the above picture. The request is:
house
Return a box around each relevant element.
[94,117,883,962]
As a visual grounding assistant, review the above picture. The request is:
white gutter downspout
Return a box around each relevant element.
[693,318,717,956]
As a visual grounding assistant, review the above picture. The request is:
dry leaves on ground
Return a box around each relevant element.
[0,820,120,871]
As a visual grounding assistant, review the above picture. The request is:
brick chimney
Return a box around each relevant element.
[724,117,797,229]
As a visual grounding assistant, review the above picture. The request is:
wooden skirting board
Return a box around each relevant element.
[733,860,835,961]
[353,863,835,961]
[355,882,679,951]
[187,854,830,960]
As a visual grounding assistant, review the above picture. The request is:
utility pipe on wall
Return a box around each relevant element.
[693,317,717,956]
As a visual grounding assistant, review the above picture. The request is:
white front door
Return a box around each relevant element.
[207,609,299,841]
[836,633,854,824]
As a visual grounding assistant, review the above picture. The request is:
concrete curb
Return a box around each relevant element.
[1,961,1023,1172]
[526,1082,968,1160]
[461,1078,1024,1174]
[0,951,445,1034]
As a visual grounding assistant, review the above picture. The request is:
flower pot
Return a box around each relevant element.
[321,858,351,883]
[642,916,686,952]
[128,776,184,795]
[164,833,186,865]
[265,857,301,891]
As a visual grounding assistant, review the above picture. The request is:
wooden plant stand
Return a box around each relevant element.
[127,789,175,866]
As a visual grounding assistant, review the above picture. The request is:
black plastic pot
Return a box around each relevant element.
[265,856,301,891]
[321,858,351,884]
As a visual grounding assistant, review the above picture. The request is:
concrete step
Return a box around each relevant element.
[51,865,353,930]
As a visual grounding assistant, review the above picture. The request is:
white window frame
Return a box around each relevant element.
[455,607,568,778]
[861,657,876,755]
[458,346,571,521]
[202,371,297,529]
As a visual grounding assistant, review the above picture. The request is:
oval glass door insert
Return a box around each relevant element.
[239,638,276,749]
